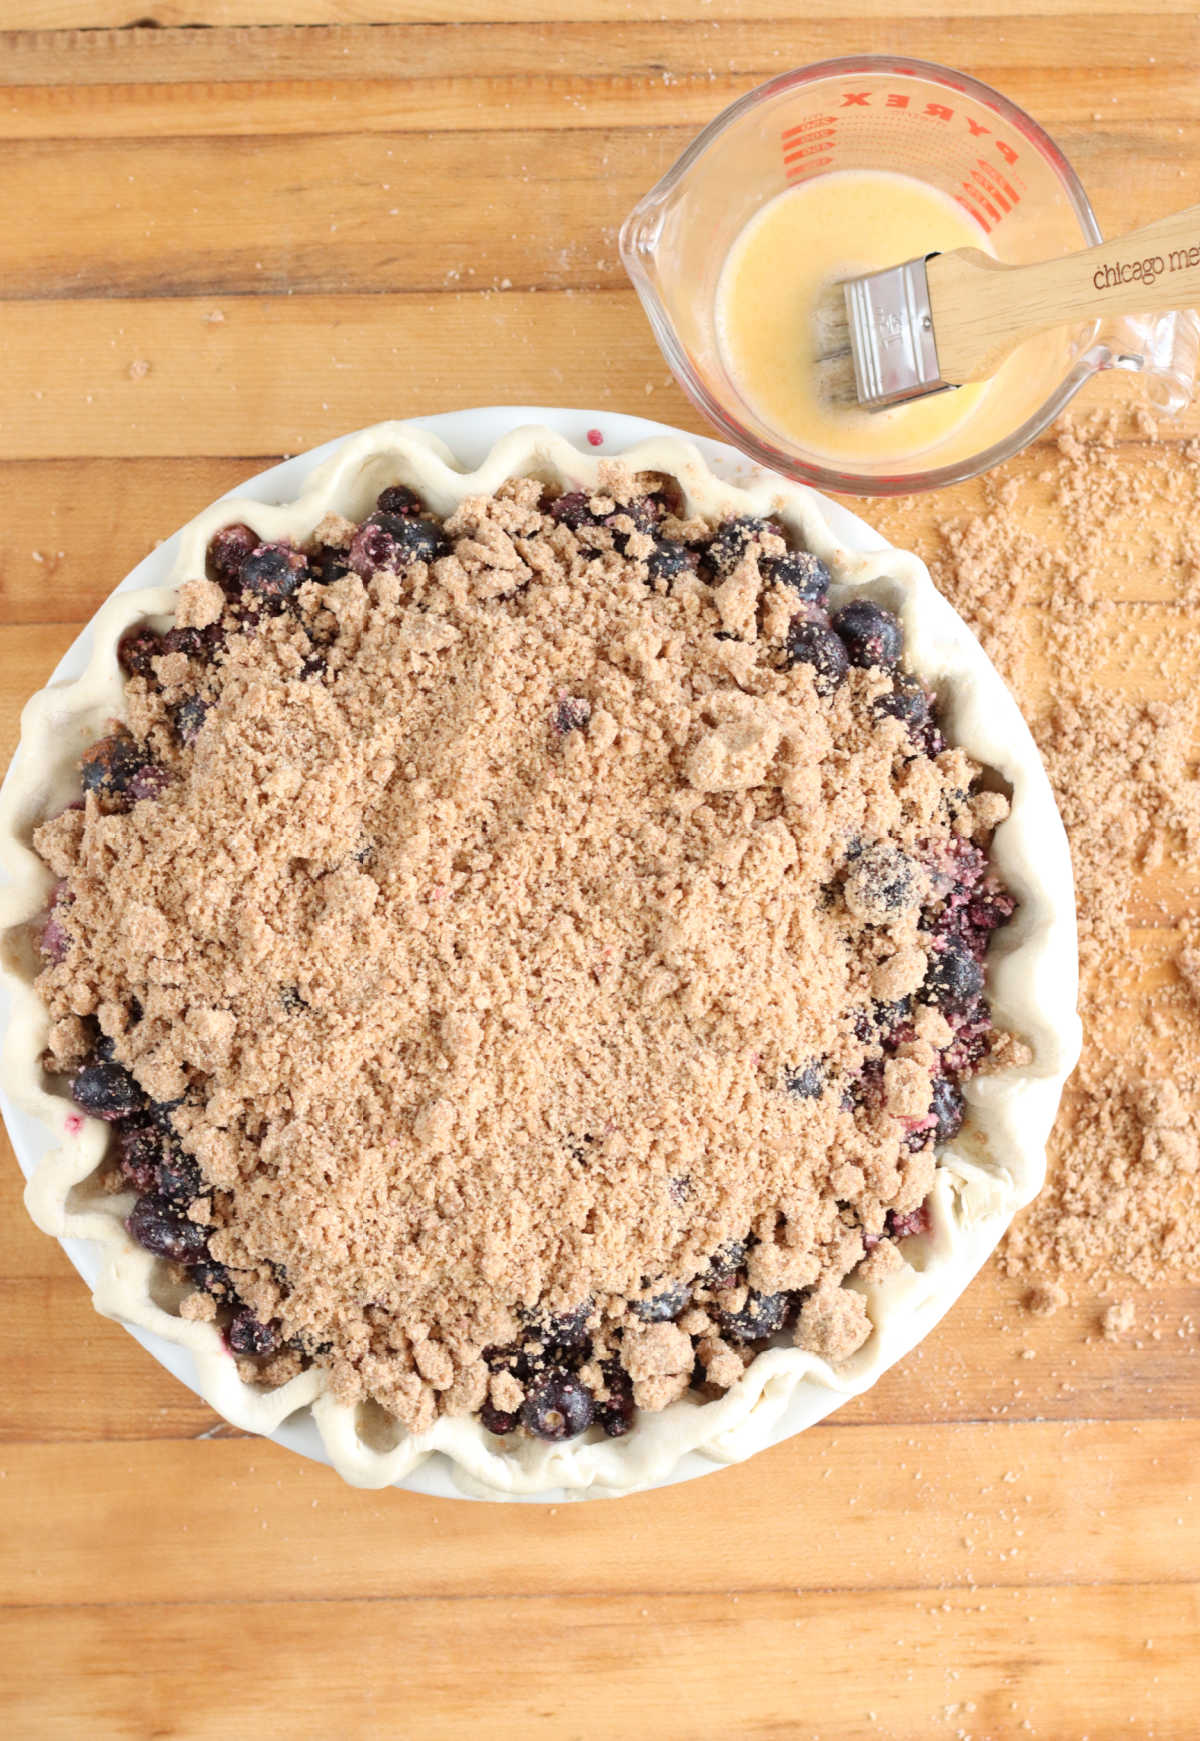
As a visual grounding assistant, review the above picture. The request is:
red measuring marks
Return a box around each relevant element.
[778,90,1026,222]
[957,157,1025,233]
[781,117,837,180]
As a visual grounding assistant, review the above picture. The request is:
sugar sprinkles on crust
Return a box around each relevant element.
[29,460,1021,1445]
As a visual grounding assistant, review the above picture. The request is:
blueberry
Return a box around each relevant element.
[392,515,446,564]
[192,1259,232,1299]
[149,1095,187,1134]
[127,764,171,803]
[930,1076,966,1143]
[115,1122,163,1193]
[117,626,165,679]
[227,1309,278,1357]
[596,1362,636,1438]
[705,515,778,575]
[645,538,694,584]
[155,1147,203,1209]
[874,675,930,733]
[376,484,423,516]
[162,626,214,663]
[520,1370,595,1441]
[288,1326,332,1359]
[239,542,308,604]
[548,491,596,531]
[480,1400,519,1436]
[171,695,209,745]
[846,1056,886,1112]
[567,1128,595,1169]
[483,1343,531,1386]
[127,1194,208,1265]
[621,495,661,532]
[348,513,445,577]
[886,1204,931,1241]
[40,911,70,964]
[313,545,351,586]
[80,733,146,802]
[832,599,903,669]
[762,550,830,604]
[717,1289,789,1344]
[923,939,985,1018]
[526,1300,592,1349]
[784,618,849,693]
[785,1060,824,1100]
[843,844,917,924]
[208,523,259,586]
[631,1281,691,1323]
[553,694,591,734]
[874,995,914,1043]
[72,1059,143,1122]
[705,1238,748,1289]
[968,883,1017,939]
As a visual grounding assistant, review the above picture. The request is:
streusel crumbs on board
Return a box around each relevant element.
[875,406,1200,1304]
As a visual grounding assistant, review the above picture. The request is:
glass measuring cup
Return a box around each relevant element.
[620,56,1199,495]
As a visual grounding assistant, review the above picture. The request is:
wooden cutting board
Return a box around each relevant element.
[2,7,1198,1738]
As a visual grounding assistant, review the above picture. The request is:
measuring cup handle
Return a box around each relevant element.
[1086,309,1200,415]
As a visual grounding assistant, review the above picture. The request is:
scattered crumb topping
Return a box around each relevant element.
[874,406,1200,1315]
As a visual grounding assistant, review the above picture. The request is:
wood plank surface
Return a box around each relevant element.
[13,0,1200,25]
[6,1586,1196,1741]
[1,9,1198,1740]
[0,20,1196,87]
[5,1420,1200,1604]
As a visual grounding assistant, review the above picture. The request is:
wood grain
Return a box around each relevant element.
[6,126,1200,304]
[5,1422,1200,1605]
[14,0,1200,25]
[1,19,1198,89]
[0,291,693,460]
[2,10,1200,1740]
[6,65,1200,146]
[1,130,672,301]
[5,1587,1199,1741]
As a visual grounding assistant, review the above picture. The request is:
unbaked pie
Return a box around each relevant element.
[0,423,1080,1495]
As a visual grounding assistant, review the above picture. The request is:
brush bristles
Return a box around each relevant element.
[811,282,864,410]
[817,255,946,412]
[812,283,852,363]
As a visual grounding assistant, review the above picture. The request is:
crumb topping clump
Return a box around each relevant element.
[33,465,1016,1441]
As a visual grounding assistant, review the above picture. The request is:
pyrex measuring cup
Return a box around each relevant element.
[620,56,1200,495]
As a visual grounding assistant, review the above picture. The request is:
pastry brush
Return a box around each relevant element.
[813,201,1200,410]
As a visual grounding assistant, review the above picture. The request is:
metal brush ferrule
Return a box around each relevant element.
[844,256,949,410]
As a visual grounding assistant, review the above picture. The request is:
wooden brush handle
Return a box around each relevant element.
[926,202,1200,384]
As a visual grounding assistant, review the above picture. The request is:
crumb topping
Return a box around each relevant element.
[33,465,1016,1438]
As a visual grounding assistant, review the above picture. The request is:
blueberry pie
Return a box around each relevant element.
[0,424,1080,1495]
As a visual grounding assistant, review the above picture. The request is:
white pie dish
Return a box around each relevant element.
[0,406,1081,1501]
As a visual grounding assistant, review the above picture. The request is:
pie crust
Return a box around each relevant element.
[0,422,1082,1496]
